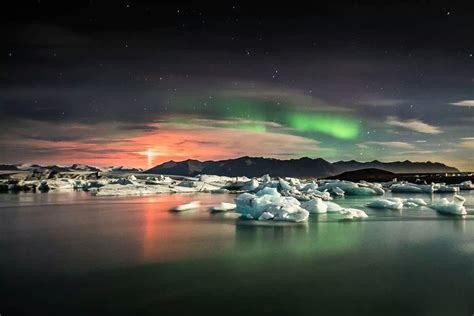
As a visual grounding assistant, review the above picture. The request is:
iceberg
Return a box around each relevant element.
[210,202,236,213]
[171,201,201,212]
[367,198,403,210]
[234,191,308,222]
[391,183,435,193]
[404,198,427,206]
[429,195,467,215]
[457,180,474,190]
[340,208,369,220]
[436,185,459,193]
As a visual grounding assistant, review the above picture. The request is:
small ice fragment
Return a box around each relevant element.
[340,208,368,219]
[404,198,427,206]
[367,198,403,210]
[171,201,201,212]
[210,202,236,213]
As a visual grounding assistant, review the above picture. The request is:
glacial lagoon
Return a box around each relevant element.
[1,190,474,315]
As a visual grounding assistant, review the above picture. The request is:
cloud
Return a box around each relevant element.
[456,137,474,149]
[385,116,443,134]
[358,141,414,149]
[357,98,408,107]
[450,100,474,107]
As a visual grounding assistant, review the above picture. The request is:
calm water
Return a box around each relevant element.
[1,191,474,315]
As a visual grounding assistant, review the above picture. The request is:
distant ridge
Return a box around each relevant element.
[144,156,459,177]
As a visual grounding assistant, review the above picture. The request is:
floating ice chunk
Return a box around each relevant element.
[429,195,467,215]
[199,175,232,183]
[436,185,459,193]
[266,204,309,222]
[319,180,381,196]
[301,198,328,214]
[458,180,474,190]
[403,202,418,208]
[235,193,279,218]
[344,186,378,196]
[172,201,201,212]
[96,184,174,196]
[404,198,427,206]
[235,192,307,222]
[391,183,435,193]
[340,208,368,219]
[146,175,173,185]
[256,187,281,197]
[210,202,236,213]
[367,198,403,210]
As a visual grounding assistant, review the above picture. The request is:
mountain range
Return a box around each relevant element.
[144,156,459,178]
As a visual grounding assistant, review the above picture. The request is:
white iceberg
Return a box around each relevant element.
[234,191,308,222]
[429,195,467,215]
[367,198,403,210]
[340,208,369,220]
[210,202,236,213]
[391,183,435,193]
[404,198,428,206]
[172,201,201,212]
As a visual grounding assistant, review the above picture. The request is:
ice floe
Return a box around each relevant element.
[367,198,403,210]
[210,202,236,213]
[429,195,467,215]
[171,201,201,212]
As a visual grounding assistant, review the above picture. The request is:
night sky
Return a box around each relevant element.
[1,1,473,170]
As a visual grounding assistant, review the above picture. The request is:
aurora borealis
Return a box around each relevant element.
[1,2,473,170]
